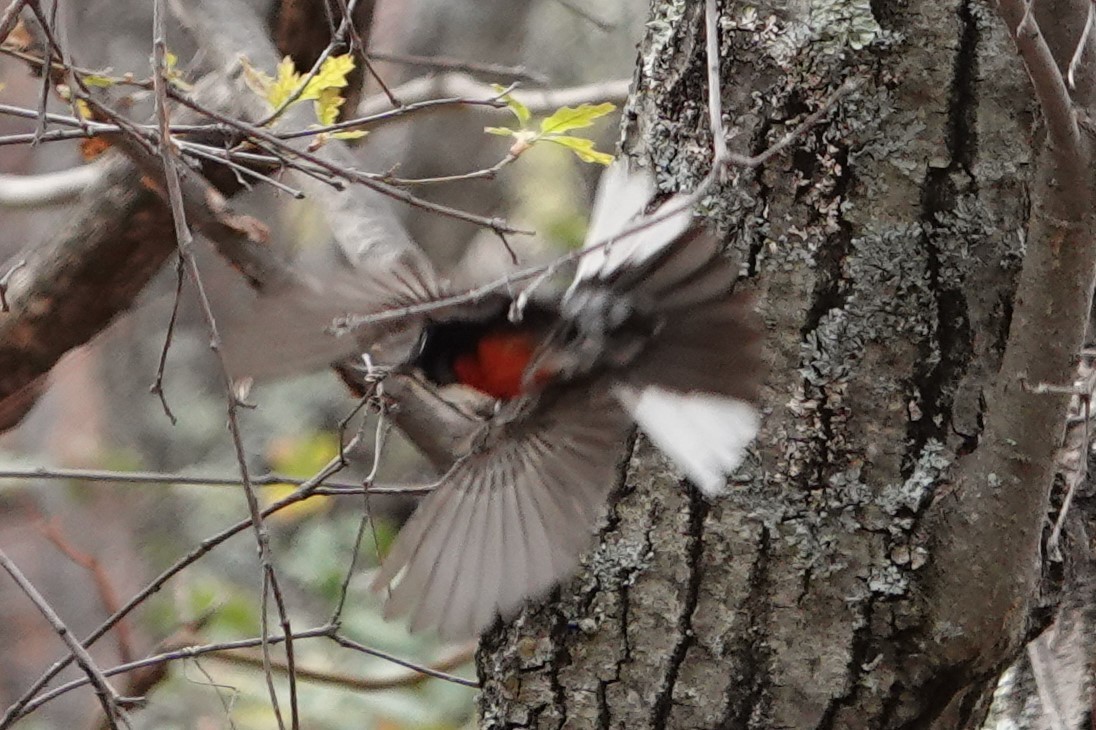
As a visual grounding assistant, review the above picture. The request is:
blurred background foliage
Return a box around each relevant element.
[0,0,648,727]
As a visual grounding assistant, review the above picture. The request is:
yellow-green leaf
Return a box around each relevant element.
[74,98,92,120]
[314,86,345,126]
[267,55,302,108]
[82,73,116,88]
[301,53,355,100]
[331,128,368,140]
[491,83,531,126]
[539,102,615,135]
[545,135,615,165]
[484,126,517,136]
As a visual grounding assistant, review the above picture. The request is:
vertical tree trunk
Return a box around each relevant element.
[476,2,1059,727]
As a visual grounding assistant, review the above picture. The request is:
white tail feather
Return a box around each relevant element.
[614,385,759,496]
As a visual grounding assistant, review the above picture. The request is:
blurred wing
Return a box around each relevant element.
[371,385,630,640]
[571,161,694,287]
[219,248,442,379]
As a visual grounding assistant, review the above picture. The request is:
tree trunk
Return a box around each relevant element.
[475,2,1077,728]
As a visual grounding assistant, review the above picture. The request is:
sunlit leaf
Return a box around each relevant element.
[331,128,368,140]
[314,86,346,126]
[484,126,517,136]
[491,83,531,126]
[267,55,303,109]
[544,134,615,165]
[301,53,356,100]
[539,102,615,135]
[82,73,116,88]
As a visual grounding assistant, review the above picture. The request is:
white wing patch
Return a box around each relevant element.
[571,162,694,288]
[614,385,760,497]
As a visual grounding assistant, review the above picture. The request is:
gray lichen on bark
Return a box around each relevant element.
[478,1,1039,728]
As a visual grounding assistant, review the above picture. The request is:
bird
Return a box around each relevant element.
[366,161,765,640]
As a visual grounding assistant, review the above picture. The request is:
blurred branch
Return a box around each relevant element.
[367,50,550,85]
[356,73,631,118]
[24,624,477,717]
[0,165,102,208]
[549,0,614,32]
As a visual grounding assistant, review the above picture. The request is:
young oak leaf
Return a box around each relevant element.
[484,97,616,165]
[314,86,346,126]
[301,54,355,101]
[544,134,615,165]
[490,83,531,126]
[539,102,615,135]
[266,56,303,109]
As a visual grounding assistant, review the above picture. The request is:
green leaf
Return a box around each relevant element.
[544,135,615,165]
[82,73,116,88]
[491,83,531,126]
[484,126,517,136]
[539,102,616,135]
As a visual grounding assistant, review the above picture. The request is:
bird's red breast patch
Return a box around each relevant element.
[452,330,538,400]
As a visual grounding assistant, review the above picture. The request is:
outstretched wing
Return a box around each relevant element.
[571,161,694,288]
[218,248,442,379]
[371,384,631,640]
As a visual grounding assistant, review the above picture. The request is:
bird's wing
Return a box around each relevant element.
[570,161,695,287]
[370,383,631,640]
[567,163,765,496]
[218,247,443,379]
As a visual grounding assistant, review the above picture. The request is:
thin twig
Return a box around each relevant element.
[166,87,535,235]
[151,2,295,725]
[0,547,125,728]
[150,257,184,424]
[551,0,614,32]
[210,641,476,692]
[0,443,357,729]
[332,0,399,106]
[328,633,478,687]
[36,517,134,663]
[0,464,431,493]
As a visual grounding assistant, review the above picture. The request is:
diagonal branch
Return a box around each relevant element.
[0,548,125,729]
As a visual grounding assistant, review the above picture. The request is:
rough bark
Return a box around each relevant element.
[476,1,1077,728]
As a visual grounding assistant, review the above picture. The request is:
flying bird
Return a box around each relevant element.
[367,162,765,639]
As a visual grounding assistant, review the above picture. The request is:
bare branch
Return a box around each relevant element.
[997,0,1084,178]
[0,547,125,728]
